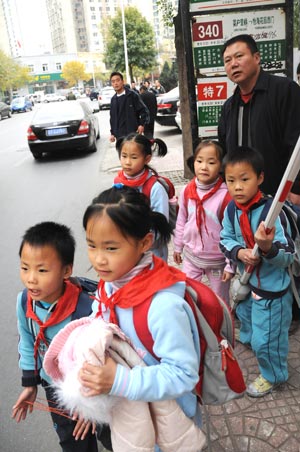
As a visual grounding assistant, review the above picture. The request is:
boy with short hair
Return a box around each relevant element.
[220,147,294,397]
[11,221,99,452]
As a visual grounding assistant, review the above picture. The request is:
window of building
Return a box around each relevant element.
[42,64,48,72]
[90,6,95,10]
[28,64,34,73]
[56,62,62,70]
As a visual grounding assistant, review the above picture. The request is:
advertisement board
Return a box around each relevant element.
[190,0,284,13]
[192,9,285,74]
[197,77,235,136]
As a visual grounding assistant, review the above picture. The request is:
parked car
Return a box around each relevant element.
[27,100,100,159]
[89,89,99,101]
[98,86,115,110]
[0,101,12,120]
[44,93,66,102]
[155,86,179,128]
[175,100,181,131]
[78,96,100,113]
[11,96,33,113]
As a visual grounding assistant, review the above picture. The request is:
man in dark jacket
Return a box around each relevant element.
[109,72,149,142]
[218,34,300,201]
[139,84,157,139]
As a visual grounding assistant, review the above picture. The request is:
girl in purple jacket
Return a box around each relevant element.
[173,140,233,305]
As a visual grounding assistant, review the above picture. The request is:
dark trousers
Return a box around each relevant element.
[144,121,155,139]
[43,383,98,452]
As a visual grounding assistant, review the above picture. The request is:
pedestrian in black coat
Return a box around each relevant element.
[139,85,157,139]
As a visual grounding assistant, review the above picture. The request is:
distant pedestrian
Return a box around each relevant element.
[130,80,139,93]
[139,84,157,139]
[154,79,165,95]
[109,72,149,142]
[144,80,158,95]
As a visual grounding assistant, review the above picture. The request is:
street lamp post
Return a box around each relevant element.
[121,0,130,84]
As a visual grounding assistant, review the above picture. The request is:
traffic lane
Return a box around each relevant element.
[0,109,112,452]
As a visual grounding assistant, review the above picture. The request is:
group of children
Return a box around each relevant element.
[12,132,295,451]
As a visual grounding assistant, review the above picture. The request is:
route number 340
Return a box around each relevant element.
[194,21,223,41]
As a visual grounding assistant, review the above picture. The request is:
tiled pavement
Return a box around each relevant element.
[102,138,300,452]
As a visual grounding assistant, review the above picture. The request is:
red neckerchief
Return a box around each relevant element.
[114,168,150,188]
[185,176,223,241]
[235,190,263,249]
[26,280,81,371]
[96,256,186,324]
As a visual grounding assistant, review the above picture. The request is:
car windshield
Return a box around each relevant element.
[32,102,83,123]
[12,97,24,104]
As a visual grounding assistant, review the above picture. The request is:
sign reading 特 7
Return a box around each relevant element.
[190,0,284,13]
[192,8,286,74]
[197,77,235,137]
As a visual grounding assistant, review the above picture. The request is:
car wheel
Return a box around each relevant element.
[96,128,100,140]
[32,152,43,160]
[8,111,12,118]
[0,113,2,121]
[89,134,97,152]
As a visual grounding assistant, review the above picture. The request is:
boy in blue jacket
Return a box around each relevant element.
[11,222,102,452]
[220,147,294,397]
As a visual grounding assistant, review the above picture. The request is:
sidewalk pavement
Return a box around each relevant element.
[101,134,300,452]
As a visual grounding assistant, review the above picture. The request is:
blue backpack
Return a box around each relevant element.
[21,277,98,338]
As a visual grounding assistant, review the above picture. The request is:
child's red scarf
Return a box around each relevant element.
[96,256,186,325]
[234,190,263,249]
[26,280,81,371]
[185,176,223,240]
[114,168,150,188]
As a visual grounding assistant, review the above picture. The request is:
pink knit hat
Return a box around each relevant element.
[43,317,123,382]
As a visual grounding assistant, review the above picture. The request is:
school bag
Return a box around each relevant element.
[133,276,246,405]
[142,174,178,230]
[227,198,300,306]
[21,276,97,339]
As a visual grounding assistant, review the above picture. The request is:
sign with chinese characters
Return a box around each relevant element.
[197,77,235,136]
[193,9,285,74]
[190,0,284,13]
[33,73,64,83]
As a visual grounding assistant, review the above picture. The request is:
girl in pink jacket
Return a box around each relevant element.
[173,140,233,305]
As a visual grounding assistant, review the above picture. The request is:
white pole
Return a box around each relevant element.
[121,0,130,85]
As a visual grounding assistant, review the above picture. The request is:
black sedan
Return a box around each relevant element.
[27,100,100,159]
[0,101,12,120]
[155,86,179,128]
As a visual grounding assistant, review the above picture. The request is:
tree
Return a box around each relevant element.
[61,61,89,87]
[104,6,157,82]
[0,51,32,95]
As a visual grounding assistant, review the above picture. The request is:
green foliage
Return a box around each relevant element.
[104,6,157,81]
[158,60,178,91]
[157,0,177,27]
[0,51,32,92]
[61,61,89,86]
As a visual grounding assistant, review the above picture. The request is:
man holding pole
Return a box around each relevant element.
[218,34,300,202]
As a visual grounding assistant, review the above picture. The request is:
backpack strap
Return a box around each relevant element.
[142,175,158,199]
[219,192,232,223]
[226,199,236,229]
[133,296,159,360]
